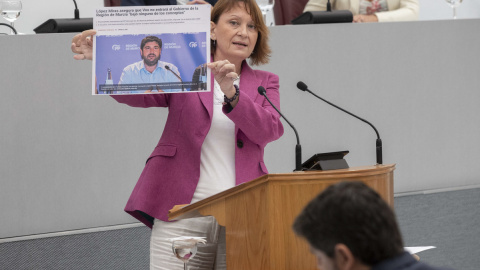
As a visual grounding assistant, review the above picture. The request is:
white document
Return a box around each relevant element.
[92,5,211,95]
[404,246,436,254]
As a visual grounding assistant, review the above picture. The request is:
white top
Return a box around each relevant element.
[190,79,239,203]
[359,0,388,15]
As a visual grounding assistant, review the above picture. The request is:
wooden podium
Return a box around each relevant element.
[169,164,395,270]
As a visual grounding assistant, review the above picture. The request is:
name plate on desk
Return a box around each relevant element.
[302,151,350,171]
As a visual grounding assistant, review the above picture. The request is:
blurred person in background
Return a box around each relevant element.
[303,0,419,23]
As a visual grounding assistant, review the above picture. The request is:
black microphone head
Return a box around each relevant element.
[257,86,266,95]
[297,81,308,91]
[164,65,171,70]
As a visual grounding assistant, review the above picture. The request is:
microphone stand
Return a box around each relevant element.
[258,87,303,171]
[73,0,80,19]
[0,23,17,35]
[165,65,185,91]
[298,82,382,164]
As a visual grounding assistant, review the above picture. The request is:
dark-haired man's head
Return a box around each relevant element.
[140,36,162,67]
[293,181,404,270]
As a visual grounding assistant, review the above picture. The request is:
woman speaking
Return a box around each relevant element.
[71,0,283,269]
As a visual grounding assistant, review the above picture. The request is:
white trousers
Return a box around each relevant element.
[150,216,226,270]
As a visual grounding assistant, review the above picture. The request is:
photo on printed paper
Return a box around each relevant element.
[95,32,208,95]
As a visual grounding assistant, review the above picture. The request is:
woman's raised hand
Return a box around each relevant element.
[207,60,239,97]
[71,29,97,60]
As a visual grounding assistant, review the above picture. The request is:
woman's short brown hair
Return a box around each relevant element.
[211,0,271,66]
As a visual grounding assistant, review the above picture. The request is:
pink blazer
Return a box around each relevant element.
[111,61,284,228]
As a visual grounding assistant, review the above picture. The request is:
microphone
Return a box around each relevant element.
[165,65,185,91]
[34,0,93,33]
[296,81,383,165]
[258,86,302,171]
[0,23,17,35]
[73,0,80,19]
[291,0,353,25]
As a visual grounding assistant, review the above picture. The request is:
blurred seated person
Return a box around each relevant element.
[121,0,217,6]
[293,182,454,270]
[303,0,418,23]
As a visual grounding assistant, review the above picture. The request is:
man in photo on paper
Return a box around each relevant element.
[118,35,182,93]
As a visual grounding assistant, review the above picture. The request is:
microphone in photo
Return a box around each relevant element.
[258,86,303,171]
[165,65,185,92]
[296,81,382,164]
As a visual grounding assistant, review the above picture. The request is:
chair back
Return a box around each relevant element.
[273,0,310,25]
[104,0,122,6]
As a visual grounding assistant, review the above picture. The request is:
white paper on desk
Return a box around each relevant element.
[404,246,436,254]
[92,5,211,95]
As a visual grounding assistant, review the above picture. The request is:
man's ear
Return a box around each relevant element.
[333,244,355,270]
[210,21,217,40]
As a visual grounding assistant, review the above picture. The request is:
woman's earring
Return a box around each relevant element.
[212,39,216,47]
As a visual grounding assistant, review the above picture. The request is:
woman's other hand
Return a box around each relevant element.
[207,60,240,106]
[71,29,97,60]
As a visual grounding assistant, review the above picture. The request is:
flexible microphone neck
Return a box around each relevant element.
[165,65,182,81]
[0,23,17,35]
[165,65,184,91]
[297,81,383,164]
[306,89,380,139]
[73,0,80,19]
[258,86,302,171]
